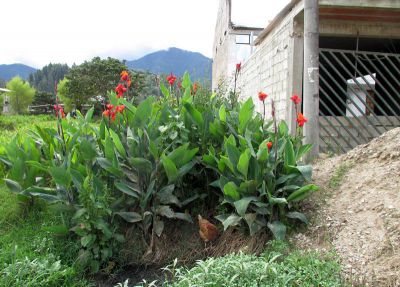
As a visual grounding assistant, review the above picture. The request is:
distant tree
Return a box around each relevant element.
[29,63,69,93]
[57,77,73,112]
[32,91,55,106]
[0,93,4,114]
[64,57,127,111]
[0,78,6,88]
[6,77,36,114]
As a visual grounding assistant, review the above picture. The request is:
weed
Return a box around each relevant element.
[329,163,353,189]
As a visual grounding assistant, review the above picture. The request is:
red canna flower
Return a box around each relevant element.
[115,105,125,113]
[120,70,129,81]
[127,79,132,87]
[110,111,116,122]
[290,94,301,105]
[236,62,241,72]
[191,82,199,95]
[297,112,308,127]
[59,108,65,118]
[177,81,182,89]
[258,91,268,101]
[115,84,127,98]
[103,110,110,117]
[266,141,273,150]
[106,104,114,110]
[166,73,177,86]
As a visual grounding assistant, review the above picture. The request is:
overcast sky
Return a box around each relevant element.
[0,0,289,68]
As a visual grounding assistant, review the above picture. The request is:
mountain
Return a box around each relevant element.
[0,64,37,81]
[126,47,212,82]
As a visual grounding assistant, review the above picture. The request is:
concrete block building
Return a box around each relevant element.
[213,0,400,153]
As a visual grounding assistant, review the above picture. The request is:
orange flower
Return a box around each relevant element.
[258,91,267,101]
[127,79,132,87]
[103,110,110,117]
[266,141,273,150]
[116,105,125,113]
[120,70,129,81]
[290,94,301,105]
[297,112,308,127]
[166,73,177,86]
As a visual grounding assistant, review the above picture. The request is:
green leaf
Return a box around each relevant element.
[267,221,287,240]
[244,213,264,236]
[286,212,309,224]
[287,184,319,202]
[178,160,196,178]
[133,97,154,127]
[80,139,97,161]
[237,149,251,179]
[219,105,227,123]
[115,181,139,198]
[268,196,288,205]
[284,140,296,167]
[109,129,126,158]
[226,143,241,169]
[160,82,170,99]
[182,71,191,89]
[130,157,152,174]
[42,225,69,236]
[95,219,112,239]
[296,144,313,160]
[96,157,122,177]
[154,217,164,237]
[174,212,193,223]
[4,179,22,193]
[234,196,257,217]
[116,212,142,223]
[223,182,240,201]
[157,185,180,206]
[238,98,254,133]
[49,166,71,187]
[30,192,59,202]
[161,155,179,183]
[285,165,313,182]
[85,107,94,122]
[278,121,289,136]
[215,214,242,231]
[183,102,204,127]
[81,234,96,248]
[157,205,175,218]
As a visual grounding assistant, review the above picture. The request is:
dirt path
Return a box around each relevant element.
[291,128,400,286]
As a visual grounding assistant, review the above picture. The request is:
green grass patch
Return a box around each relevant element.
[328,163,353,189]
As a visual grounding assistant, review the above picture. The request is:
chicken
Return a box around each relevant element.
[198,215,219,245]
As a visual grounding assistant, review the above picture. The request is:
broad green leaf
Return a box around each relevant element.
[81,234,96,248]
[296,144,313,160]
[116,212,142,223]
[154,217,165,237]
[115,181,139,198]
[85,107,94,122]
[183,102,204,127]
[182,71,191,89]
[157,185,180,206]
[157,205,175,218]
[215,214,242,230]
[96,157,122,177]
[174,212,193,223]
[80,139,97,161]
[287,184,319,202]
[109,129,126,158]
[130,157,152,174]
[268,196,288,205]
[4,179,22,193]
[42,225,69,236]
[234,196,257,217]
[237,149,251,179]
[95,219,112,239]
[160,82,170,99]
[244,213,264,236]
[133,97,154,127]
[223,182,240,201]
[285,165,313,182]
[267,221,286,240]
[161,155,179,183]
[226,143,241,169]
[29,192,60,202]
[178,160,196,178]
[284,140,296,167]
[219,105,227,123]
[238,98,254,133]
[278,121,289,136]
[49,166,71,187]
[286,211,309,224]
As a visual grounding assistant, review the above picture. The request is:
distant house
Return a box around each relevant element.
[213,0,400,153]
[0,88,11,114]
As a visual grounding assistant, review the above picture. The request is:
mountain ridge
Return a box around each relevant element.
[0,64,37,81]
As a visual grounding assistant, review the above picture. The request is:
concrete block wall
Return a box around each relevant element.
[236,2,304,124]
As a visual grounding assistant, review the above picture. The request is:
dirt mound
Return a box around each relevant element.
[292,127,400,286]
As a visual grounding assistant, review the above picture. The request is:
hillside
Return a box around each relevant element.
[126,47,212,82]
[0,64,37,81]
[292,127,400,286]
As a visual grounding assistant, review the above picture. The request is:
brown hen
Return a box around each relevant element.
[198,215,219,243]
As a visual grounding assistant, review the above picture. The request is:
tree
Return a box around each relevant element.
[63,57,127,111]
[29,63,69,94]
[57,78,73,112]
[0,93,4,114]
[6,77,35,114]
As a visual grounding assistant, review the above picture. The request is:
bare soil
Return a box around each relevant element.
[291,127,400,287]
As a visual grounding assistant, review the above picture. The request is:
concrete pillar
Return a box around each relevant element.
[303,0,320,161]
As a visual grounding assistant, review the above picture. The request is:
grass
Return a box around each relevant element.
[328,163,354,189]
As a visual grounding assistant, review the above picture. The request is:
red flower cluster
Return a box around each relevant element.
[297,112,308,127]
[236,62,241,72]
[103,103,125,121]
[191,82,199,95]
[258,91,268,102]
[53,104,65,118]
[290,94,301,105]
[266,141,273,150]
[167,73,177,86]
[115,71,131,98]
